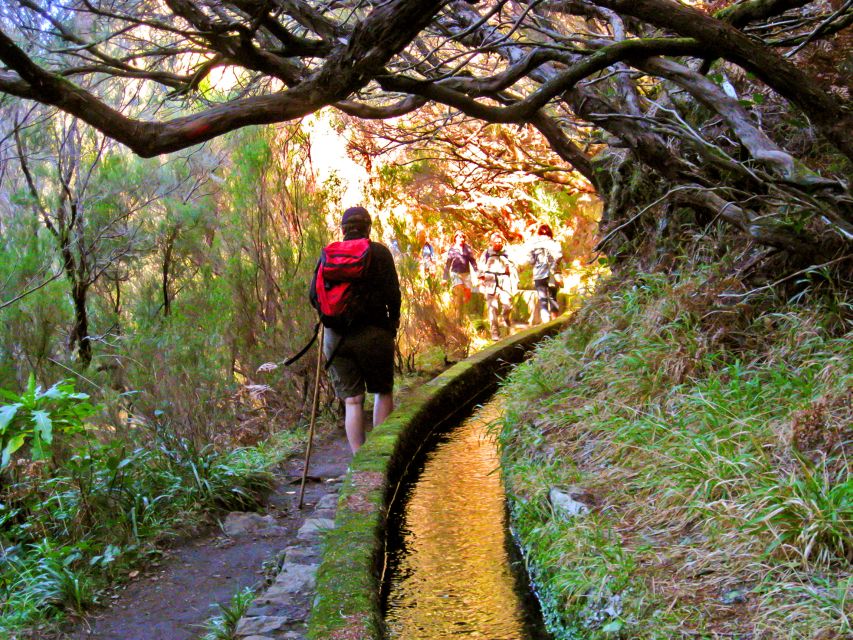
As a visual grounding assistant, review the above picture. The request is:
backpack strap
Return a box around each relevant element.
[283,321,348,371]
[284,321,320,366]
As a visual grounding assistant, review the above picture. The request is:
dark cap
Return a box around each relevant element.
[341,206,371,227]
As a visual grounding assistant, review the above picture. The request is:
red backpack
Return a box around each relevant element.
[310,238,372,332]
[283,238,371,368]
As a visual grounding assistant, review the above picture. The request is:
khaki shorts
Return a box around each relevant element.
[323,325,395,399]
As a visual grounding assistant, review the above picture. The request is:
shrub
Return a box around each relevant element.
[0,376,100,469]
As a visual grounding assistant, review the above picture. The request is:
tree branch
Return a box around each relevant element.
[590,0,853,161]
[0,0,446,156]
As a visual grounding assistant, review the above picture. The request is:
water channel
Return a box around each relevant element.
[383,397,550,639]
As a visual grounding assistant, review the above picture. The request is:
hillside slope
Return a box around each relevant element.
[499,266,851,639]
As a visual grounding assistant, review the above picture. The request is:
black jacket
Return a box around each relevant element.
[361,241,401,332]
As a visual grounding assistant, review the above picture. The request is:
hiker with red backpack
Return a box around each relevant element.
[310,206,401,454]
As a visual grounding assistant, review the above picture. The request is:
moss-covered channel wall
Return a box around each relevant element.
[308,319,567,640]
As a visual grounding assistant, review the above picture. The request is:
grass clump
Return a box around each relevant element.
[199,586,256,640]
[498,266,852,639]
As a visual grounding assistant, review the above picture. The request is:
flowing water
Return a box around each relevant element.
[383,398,549,639]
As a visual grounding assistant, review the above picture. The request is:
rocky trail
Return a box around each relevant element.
[62,431,350,640]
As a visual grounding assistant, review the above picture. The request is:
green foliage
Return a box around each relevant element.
[750,459,852,566]
[499,267,852,639]
[0,376,99,468]
[0,427,302,633]
[2,538,96,628]
[0,219,67,388]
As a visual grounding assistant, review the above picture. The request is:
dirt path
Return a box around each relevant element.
[63,430,351,640]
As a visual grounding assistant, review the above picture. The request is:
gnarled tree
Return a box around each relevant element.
[0,0,850,259]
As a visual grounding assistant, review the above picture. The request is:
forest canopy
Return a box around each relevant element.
[0,0,851,258]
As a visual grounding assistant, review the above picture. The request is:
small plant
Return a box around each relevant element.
[0,375,100,468]
[199,586,255,640]
[751,459,852,566]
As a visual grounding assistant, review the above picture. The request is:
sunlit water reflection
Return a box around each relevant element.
[384,399,548,639]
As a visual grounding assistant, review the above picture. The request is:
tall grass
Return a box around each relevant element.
[499,268,852,639]
[0,427,303,634]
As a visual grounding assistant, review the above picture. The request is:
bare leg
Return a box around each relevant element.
[344,394,365,454]
[373,392,394,427]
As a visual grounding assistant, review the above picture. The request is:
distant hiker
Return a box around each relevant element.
[421,239,435,265]
[478,232,517,340]
[310,206,401,454]
[443,230,478,323]
[420,234,436,278]
[527,223,562,323]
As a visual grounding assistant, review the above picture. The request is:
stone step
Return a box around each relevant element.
[235,485,340,640]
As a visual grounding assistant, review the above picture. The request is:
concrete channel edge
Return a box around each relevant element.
[307,318,568,640]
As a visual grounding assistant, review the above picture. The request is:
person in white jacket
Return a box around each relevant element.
[527,223,562,323]
[478,232,517,340]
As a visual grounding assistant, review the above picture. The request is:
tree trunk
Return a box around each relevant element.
[162,229,177,317]
[71,281,91,368]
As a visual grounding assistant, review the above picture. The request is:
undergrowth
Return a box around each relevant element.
[0,425,304,635]
[499,266,851,639]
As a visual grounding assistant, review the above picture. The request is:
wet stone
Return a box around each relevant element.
[236,615,293,636]
[224,512,279,537]
[315,494,338,510]
[235,485,339,640]
[296,518,335,540]
[274,562,318,590]
[245,602,308,618]
[284,545,321,564]
[549,487,590,518]
[310,508,336,520]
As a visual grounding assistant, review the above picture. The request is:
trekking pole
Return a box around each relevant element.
[298,324,324,510]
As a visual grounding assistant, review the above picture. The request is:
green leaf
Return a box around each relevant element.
[41,382,65,400]
[0,403,21,434]
[23,373,37,405]
[32,409,53,445]
[0,388,20,402]
[31,429,45,461]
[1,433,27,468]
[602,619,624,633]
[752,93,765,104]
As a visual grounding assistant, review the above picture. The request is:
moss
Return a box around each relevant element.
[307,318,567,639]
